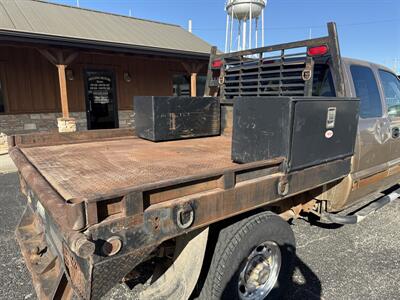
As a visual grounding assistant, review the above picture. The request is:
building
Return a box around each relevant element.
[0,0,212,138]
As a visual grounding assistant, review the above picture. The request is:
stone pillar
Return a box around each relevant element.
[57,117,77,133]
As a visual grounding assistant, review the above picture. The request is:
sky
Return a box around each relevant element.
[50,0,400,72]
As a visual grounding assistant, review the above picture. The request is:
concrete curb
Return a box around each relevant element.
[0,154,17,174]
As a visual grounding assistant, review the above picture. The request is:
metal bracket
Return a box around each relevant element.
[277,177,289,197]
[176,204,195,229]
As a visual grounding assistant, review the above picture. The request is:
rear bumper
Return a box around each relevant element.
[16,204,73,299]
[11,146,155,299]
[16,199,154,299]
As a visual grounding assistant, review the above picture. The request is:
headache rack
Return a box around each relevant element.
[205,22,346,102]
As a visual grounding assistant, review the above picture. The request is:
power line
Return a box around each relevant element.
[192,18,400,32]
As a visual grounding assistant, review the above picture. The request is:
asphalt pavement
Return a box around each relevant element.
[1,170,399,300]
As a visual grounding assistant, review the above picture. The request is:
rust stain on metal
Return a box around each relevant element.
[145,176,222,205]
[21,136,235,200]
[16,206,65,300]
[13,128,135,148]
[352,169,389,190]
[169,112,177,130]
[63,245,87,299]
[149,215,161,231]
[9,147,94,258]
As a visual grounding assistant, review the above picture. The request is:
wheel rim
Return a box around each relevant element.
[238,241,282,300]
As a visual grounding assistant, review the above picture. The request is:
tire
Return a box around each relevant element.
[199,211,295,300]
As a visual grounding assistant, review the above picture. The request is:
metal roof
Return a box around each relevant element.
[0,0,212,58]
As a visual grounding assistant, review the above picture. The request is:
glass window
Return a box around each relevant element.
[379,70,400,118]
[350,65,382,118]
[312,64,336,97]
[0,79,4,113]
[172,74,207,97]
[173,74,190,96]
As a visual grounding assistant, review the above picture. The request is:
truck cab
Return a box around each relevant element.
[207,34,400,214]
[313,58,400,211]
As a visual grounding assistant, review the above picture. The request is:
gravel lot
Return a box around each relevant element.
[1,170,399,300]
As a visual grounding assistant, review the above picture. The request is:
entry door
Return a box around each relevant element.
[378,69,400,164]
[349,64,391,174]
[85,70,118,130]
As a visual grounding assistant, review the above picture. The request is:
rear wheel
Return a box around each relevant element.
[199,211,295,300]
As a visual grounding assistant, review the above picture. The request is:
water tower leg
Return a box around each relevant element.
[242,19,246,50]
[255,18,258,48]
[237,20,241,51]
[225,14,229,53]
[261,9,265,47]
[249,4,252,49]
[230,6,234,52]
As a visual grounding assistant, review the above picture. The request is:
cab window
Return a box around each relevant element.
[312,64,336,97]
[378,70,400,118]
[350,65,382,118]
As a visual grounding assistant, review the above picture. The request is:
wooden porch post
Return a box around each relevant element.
[38,49,78,132]
[182,62,204,97]
[57,64,69,119]
[190,73,197,97]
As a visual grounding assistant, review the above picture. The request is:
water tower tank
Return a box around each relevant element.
[226,0,265,20]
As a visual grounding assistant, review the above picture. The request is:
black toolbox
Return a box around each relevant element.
[135,96,220,141]
[232,97,360,171]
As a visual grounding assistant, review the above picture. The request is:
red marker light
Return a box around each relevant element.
[212,59,223,68]
[307,45,329,56]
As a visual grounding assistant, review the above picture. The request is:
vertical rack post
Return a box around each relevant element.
[327,22,346,97]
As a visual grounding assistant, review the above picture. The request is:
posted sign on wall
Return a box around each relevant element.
[84,70,118,130]
[87,75,112,104]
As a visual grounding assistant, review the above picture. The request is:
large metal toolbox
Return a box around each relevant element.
[135,96,220,141]
[232,97,360,171]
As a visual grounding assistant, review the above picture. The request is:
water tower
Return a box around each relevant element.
[225,0,266,52]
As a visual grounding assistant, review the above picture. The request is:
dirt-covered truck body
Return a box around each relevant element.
[8,22,400,299]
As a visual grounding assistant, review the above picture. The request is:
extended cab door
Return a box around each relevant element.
[347,63,391,190]
[378,69,400,166]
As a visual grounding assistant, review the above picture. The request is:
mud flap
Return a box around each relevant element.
[15,205,73,300]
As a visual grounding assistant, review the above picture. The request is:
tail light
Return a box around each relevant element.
[307,45,329,57]
[212,59,223,68]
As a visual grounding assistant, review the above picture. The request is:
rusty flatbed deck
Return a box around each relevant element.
[21,135,236,201]
[11,128,352,300]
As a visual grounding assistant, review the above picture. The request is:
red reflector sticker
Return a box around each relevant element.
[325,130,334,139]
